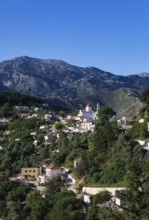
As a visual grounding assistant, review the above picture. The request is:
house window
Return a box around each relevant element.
[33,170,36,172]
[29,170,32,172]
[25,170,27,173]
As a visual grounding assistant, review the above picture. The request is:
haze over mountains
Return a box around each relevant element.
[0,56,148,116]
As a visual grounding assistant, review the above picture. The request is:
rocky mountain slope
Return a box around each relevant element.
[0,56,148,115]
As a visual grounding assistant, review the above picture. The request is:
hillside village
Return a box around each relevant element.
[0,91,149,219]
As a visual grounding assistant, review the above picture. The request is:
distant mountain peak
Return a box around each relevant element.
[7,56,70,67]
[137,72,149,78]
[13,55,34,60]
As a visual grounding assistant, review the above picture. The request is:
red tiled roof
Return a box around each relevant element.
[46,165,60,170]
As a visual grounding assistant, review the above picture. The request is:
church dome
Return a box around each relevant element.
[86,103,92,107]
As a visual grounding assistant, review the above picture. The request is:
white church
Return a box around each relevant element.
[76,103,98,121]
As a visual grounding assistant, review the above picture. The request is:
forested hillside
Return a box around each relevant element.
[0,89,149,219]
[0,91,43,107]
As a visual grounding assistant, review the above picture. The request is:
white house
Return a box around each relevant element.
[144,144,149,151]
[73,128,88,133]
[15,106,29,110]
[46,165,61,177]
[44,134,52,141]
[80,120,95,131]
[67,115,72,120]
[44,114,51,122]
[84,194,92,205]
[67,174,76,184]
[139,118,145,123]
[37,175,48,184]
[135,140,149,151]
[115,198,125,206]
[0,118,10,123]
[39,125,48,130]
[33,140,38,146]
[136,139,146,146]
[3,130,11,135]
[15,138,20,141]
[34,107,41,112]
[30,131,37,136]
[115,189,127,206]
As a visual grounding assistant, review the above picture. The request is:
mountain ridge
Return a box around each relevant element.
[0,56,148,116]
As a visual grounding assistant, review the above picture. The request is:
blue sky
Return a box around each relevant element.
[0,0,149,75]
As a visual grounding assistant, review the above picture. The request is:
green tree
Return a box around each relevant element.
[6,185,31,203]
[117,159,149,220]
[49,191,84,220]
[92,190,112,206]
[97,106,115,123]
[6,201,22,220]
[24,190,47,220]
[45,176,64,201]
[0,103,13,117]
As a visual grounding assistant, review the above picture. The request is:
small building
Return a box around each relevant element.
[73,128,88,133]
[115,198,125,206]
[3,130,11,135]
[44,134,52,141]
[34,107,42,112]
[39,125,48,130]
[80,119,95,131]
[15,138,20,141]
[67,115,72,120]
[44,114,51,122]
[30,131,37,136]
[31,113,38,118]
[84,194,92,205]
[15,106,29,110]
[37,175,49,184]
[21,167,42,179]
[115,189,127,206]
[33,140,38,146]
[67,174,76,184]
[46,165,61,177]
[0,118,9,123]
[136,139,146,146]
[19,113,30,118]
[139,118,145,123]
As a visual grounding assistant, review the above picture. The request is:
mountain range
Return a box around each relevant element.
[0,56,148,117]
